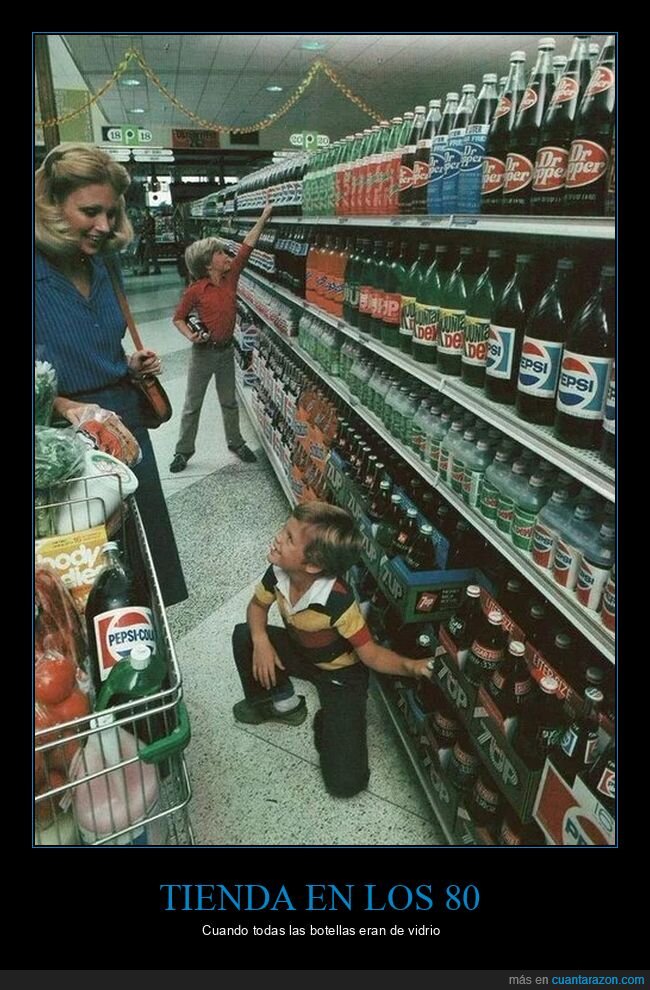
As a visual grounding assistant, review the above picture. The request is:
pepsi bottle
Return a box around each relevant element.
[555,264,615,450]
[485,253,536,405]
[516,258,578,425]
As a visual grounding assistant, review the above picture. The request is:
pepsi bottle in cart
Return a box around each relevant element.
[555,264,615,450]
[457,73,498,215]
[531,35,592,214]
[85,542,157,699]
[481,51,527,215]
[502,37,556,215]
[564,36,615,216]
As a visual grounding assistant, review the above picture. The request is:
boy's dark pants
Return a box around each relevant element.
[232,623,370,798]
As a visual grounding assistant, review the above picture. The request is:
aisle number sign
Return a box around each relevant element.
[290,131,330,149]
[102,126,153,145]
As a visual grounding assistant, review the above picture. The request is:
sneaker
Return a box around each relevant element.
[233,695,307,726]
[169,453,188,473]
[230,443,257,463]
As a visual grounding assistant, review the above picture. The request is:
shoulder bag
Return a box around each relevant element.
[107,262,173,428]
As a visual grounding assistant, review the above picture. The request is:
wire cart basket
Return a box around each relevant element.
[34,473,194,846]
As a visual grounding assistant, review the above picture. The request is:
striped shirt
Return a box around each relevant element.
[35,251,129,395]
[174,243,252,344]
[254,565,372,671]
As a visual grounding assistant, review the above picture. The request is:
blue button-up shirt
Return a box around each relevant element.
[35,251,129,395]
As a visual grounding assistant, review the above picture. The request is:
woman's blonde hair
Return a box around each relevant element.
[35,142,133,257]
[184,237,228,281]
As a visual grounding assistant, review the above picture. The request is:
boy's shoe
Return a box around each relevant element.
[233,695,307,726]
[229,443,257,463]
[169,453,188,473]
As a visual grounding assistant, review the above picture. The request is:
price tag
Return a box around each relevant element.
[338,218,349,224]
[390,217,406,225]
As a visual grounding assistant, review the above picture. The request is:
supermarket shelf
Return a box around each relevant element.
[243,269,615,503]
[241,289,615,665]
[236,379,296,507]
[235,214,615,241]
[370,676,453,846]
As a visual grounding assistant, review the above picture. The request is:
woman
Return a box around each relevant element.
[169,205,272,472]
[35,142,188,607]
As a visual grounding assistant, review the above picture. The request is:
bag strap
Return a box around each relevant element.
[106,257,145,352]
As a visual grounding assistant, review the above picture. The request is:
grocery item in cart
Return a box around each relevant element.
[85,542,157,696]
[56,449,138,535]
[34,360,58,426]
[35,563,88,671]
[36,524,109,614]
[96,643,167,745]
[35,425,87,537]
[69,713,168,846]
[73,406,142,467]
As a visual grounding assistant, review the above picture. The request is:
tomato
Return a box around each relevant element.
[35,654,77,706]
[48,687,91,726]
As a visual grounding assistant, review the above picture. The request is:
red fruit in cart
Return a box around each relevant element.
[35,653,77,706]
[48,687,91,727]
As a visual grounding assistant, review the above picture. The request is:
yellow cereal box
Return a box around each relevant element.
[35,524,108,614]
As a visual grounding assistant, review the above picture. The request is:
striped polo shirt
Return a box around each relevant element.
[254,565,372,671]
[35,250,129,395]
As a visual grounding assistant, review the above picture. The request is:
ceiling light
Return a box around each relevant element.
[300,41,327,51]
[122,78,141,87]
[128,108,146,114]
[266,85,283,92]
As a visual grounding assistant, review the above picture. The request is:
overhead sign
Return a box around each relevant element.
[172,128,220,150]
[104,146,174,163]
[290,131,330,149]
[102,126,153,145]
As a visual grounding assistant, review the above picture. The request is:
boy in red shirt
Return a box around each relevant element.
[232,501,434,798]
[169,205,272,471]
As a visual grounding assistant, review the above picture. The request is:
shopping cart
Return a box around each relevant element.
[34,474,194,846]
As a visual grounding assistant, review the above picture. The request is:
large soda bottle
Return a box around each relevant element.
[85,541,156,699]
[399,105,427,213]
[462,435,494,509]
[437,246,474,377]
[503,38,556,215]
[531,35,592,214]
[564,36,615,216]
[412,99,442,214]
[457,73,498,215]
[575,506,615,612]
[96,643,168,745]
[389,113,414,215]
[368,121,393,216]
[496,457,532,536]
[439,583,483,666]
[554,263,615,449]
[462,248,508,387]
[479,439,517,522]
[404,522,437,572]
[514,674,566,768]
[357,239,383,335]
[380,241,407,347]
[399,242,429,354]
[469,772,502,831]
[516,258,578,425]
[446,733,480,793]
[552,686,603,786]
[511,470,552,554]
[485,639,533,722]
[441,84,476,216]
[552,495,600,591]
[370,240,393,340]
[531,473,576,570]
[342,237,363,326]
[601,361,615,466]
[485,253,537,405]
[481,51,527,214]
[427,92,459,216]
[413,244,450,365]
[464,609,508,687]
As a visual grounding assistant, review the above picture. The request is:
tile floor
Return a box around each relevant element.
[126,266,445,847]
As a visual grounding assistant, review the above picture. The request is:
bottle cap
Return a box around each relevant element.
[483,73,498,83]
[130,644,152,670]
[557,258,575,271]
[508,640,526,657]
[585,687,604,705]
[540,675,559,694]
[488,610,504,625]
[102,541,120,553]
[462,84,477,93]
[466,584,482,598]
[510,51,527,61]
[555,632,573,650]
[446,92,459,101]
[539,37,556,49]
[585,665,605,685]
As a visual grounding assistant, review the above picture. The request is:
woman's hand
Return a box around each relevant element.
[129,349,162,376]
[52,397,103,426]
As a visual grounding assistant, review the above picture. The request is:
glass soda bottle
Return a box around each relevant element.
[439,583,483,665]
[464,609,508,687]
[85,541,156,699]
[381,241,409,347]
[437,246,473,377]
[516,258,578,426]
[457,73,498,215]
[412,99,442,214]
[399,242,428,354]
[554,263,615,450]
[481,51,527,214]
[514,674,566,769]
[427,92,459,215]
[441,84,476,215]
[601,362,615,466]
[502,38,556,215]
[485,253,536,405]
[462,248,507,388]
[552,686,603,786]
[485,640,533,722]
[413,244,450,365]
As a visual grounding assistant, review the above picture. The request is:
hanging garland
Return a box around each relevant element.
[35,48,383,131]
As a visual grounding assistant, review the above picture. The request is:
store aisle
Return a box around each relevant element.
[123,269,445,846]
